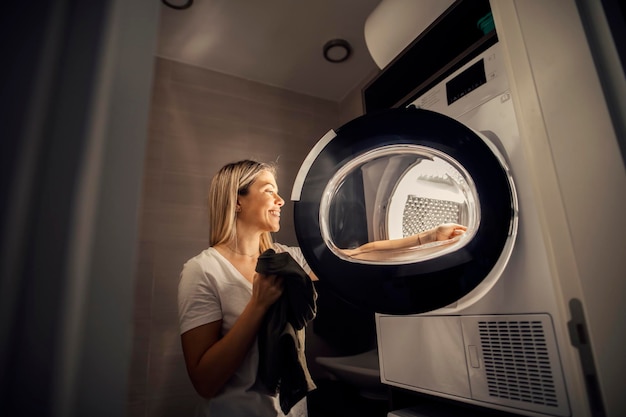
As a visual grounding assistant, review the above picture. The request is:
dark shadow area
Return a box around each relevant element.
[311,280,377,356]
[389,387,526,417]
[308,379,389,417]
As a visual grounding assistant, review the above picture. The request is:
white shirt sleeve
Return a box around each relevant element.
[178,256,223,335]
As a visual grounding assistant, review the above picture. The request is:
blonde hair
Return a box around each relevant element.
[208,160,277,252]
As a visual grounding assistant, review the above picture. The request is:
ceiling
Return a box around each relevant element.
[156,0,383,102]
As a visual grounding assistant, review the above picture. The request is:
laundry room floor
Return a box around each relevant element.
[307,379,389,417]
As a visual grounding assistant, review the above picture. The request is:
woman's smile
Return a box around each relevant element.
[269,210,281,218]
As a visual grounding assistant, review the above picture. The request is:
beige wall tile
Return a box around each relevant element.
[169,58,338,117]
[150,316,183,359]
[146,349,195,400]
[161,132,247,177]
[147,106,172,133]
[157,205,209,242]
[159,172,209,208]
[139,172,162,212]
[137,207,160,243]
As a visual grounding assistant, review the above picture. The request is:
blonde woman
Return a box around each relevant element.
[178,160,316,417]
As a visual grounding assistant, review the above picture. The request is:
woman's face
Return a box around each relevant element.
[237,170,284,233]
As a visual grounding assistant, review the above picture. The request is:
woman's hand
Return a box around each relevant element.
[434,223,467,241]
[251,273,283,311]
[181,272,284,399]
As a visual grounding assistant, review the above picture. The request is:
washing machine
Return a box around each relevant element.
[291,40,585,417]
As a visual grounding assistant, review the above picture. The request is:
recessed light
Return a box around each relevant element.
[323,39,352,63]
[162,0,193,10]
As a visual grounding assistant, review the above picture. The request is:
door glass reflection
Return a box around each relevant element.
[320,145,479,264]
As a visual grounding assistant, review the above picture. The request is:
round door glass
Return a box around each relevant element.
[320,144,480,264]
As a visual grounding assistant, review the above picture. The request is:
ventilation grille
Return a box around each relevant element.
[402,195,460,237]
[479,320,559,408]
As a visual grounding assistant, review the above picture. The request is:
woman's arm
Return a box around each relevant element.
[180,273,283,398]
[341,223,467,257]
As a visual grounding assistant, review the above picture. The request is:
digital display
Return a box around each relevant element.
[446,59,487,105]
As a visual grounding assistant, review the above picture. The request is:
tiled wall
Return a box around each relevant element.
[127,57,371,416]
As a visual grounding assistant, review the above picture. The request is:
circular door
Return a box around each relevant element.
[292,107,517,315]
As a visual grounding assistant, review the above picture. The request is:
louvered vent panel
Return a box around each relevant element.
[479,320,559,408]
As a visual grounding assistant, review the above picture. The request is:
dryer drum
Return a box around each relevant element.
[293,108,516,315]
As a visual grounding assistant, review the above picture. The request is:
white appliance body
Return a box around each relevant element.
[375,43,582,417]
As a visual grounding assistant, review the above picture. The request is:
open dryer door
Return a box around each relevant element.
[291,107,517,315]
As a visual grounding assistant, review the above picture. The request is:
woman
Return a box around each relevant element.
[178,160,315,417]
[178,159,466,416]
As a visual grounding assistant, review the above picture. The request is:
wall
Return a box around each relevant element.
[127,57,349,416]
[337,68,379,125]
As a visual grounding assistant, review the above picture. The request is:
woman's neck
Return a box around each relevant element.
[225,236,262,258]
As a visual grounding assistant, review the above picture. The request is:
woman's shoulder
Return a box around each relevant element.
[180,247,228,280]
[183,247,217,266]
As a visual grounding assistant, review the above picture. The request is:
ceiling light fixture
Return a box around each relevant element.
[323,39,352,63]
[162,0,193,10]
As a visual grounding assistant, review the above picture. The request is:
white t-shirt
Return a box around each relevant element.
[178,243,312,417]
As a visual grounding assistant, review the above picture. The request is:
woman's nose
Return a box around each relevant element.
[276,193,285,206]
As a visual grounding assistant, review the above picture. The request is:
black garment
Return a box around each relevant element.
[255,249,317,414]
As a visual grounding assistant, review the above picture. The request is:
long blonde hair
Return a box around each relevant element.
[208,160,276,252]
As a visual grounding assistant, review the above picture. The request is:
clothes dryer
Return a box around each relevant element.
[292,42,578,416]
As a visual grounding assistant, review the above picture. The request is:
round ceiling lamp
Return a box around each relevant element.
[323,39,352,63]
[162,0,193,10]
